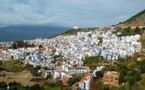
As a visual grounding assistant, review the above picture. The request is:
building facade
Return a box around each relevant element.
[103,71,120,86]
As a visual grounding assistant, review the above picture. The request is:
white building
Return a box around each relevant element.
[79,73,92,90]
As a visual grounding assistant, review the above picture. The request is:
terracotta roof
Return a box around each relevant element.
[80,73,91,83]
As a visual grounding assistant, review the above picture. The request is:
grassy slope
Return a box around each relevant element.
[48,28,98,39]
[62,28,97,35]
[124,9,145,25]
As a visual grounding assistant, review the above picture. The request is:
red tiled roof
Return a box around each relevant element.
[80,73,91,83]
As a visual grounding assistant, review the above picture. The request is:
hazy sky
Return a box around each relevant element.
[0,0,145,27]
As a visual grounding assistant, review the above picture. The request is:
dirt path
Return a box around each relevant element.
[0,71,38,86]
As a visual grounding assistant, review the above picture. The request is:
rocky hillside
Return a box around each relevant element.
[123,9,145,26]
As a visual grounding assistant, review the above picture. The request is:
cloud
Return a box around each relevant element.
[0,0,145,27]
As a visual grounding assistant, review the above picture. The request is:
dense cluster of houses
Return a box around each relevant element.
[0,27,142,89]
[0,42,13,48]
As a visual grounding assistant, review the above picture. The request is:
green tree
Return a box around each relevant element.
[0,81,7,90]
[102,85,110,90]
[0,61,3,66]
[141,78,145,84]
[3,60,24,72]
[96,71,103,79]
[30,84,43,90]
[12,41,28,49]
[137,60,145,73]
[125,76,137,88]
[134,27,142,35]
[125,27,132,35]
[117,63,128,84]
[30,66,41,76]
[9,81,23,90]
[39,45,43,49]
[68,78,75,87]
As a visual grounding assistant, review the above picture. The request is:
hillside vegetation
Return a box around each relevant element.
[47,28,98,39]
[123,9,145,26]
[62,28,98,35]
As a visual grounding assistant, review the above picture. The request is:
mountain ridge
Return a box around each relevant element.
[123,9,145,26]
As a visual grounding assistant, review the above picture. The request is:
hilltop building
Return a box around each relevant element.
[73,26,79,30]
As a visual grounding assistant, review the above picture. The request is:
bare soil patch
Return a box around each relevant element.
[0,71,42,86]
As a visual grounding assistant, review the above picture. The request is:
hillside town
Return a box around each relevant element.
[0,27,142,90]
